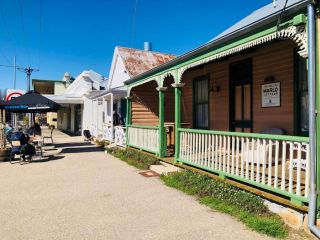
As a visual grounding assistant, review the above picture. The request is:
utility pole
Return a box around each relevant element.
[17,66,39,127]
[13,56,16,89]
[17,67,39,91]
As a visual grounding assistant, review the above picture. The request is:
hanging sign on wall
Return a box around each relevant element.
[261,82,280,107]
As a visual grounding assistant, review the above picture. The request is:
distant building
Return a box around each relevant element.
[83,45,175,143]
[47,70,106,135]
[32,73,73,128]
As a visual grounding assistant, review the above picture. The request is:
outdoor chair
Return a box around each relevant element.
[30,136,44,159]
[10,140,22,164]
[83,130,93,141]
[242,128,285,165]
[291,142,308,171]
[43,126,54,145]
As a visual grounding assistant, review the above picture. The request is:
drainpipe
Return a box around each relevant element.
[307,2,320,237]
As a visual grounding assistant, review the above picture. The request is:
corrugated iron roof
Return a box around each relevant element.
[117,47,176,77]
[210,0,307,42]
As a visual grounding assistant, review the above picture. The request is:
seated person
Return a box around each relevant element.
[28,122,42,136]
[34,122,41,135]
[5,122,13,135]
[10,130,30,145]
[9,130,32,160]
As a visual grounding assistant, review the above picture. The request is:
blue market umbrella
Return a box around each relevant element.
[1,91,60,113]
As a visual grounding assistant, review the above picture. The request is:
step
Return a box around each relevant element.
[150,161,181,175]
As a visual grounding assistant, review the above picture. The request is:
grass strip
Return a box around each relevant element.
[161,170,288,238]
[106,147,160,170]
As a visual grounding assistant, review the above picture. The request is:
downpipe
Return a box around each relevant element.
[307,2,320,238]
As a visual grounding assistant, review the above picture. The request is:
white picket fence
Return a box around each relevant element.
[103,124,113,142]
[114,126,126,147]
[90,124,97,138]
[127,126,159,154]
[178,128,310,201]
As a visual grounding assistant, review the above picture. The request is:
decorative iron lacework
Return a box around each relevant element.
[127,24,307,93]
[177,25,307,82]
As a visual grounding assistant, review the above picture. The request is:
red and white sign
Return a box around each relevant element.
[6,89,26,101]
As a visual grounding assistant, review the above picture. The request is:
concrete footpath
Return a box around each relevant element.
[0,131,278,240]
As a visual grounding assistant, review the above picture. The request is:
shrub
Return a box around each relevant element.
[95,140,109,147]
[106,147,160,170]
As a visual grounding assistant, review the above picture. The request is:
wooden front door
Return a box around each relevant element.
[229,59,253,132]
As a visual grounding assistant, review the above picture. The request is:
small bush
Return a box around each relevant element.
[161,170,287,238]
[95,140,109,147]
[106,147,160,170]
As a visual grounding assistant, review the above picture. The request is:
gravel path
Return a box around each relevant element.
[0,131,273,240]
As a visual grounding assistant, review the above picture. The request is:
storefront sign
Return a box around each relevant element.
[6,89,25,101]
[262,82,280,107]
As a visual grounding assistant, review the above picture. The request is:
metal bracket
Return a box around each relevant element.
[172,83,186,88]
[156,87,168,92]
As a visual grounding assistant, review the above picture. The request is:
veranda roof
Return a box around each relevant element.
[1,91,60,113]
[46,94,83,104]
[124,0,309,86]
[86,88,127,100]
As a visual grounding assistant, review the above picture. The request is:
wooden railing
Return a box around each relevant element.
[114,126,126,147]
[178,128,310,204]
[127,125,159,154]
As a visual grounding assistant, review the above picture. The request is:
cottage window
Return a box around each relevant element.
[297,55,309,136]
[193,75,209,129]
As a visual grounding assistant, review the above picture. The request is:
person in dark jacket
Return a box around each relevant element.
[34,122,41,135]
[10,131,34,161]
[113,110,121,126]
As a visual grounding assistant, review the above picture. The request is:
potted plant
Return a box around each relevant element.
[0,122,10,162]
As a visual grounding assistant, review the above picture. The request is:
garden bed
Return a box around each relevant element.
[161,170,288,238]
[106,147,160,170]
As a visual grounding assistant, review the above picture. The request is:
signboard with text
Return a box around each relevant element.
[6,89,26,101]
[261,82,280,107]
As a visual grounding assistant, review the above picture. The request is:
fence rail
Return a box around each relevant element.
[127,125,159,154]
[114,126,126,147]
[178,128,310,203]
[103,124,113,141]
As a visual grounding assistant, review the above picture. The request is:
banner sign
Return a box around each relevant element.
[261,82,280,107]
[6,89,26,101]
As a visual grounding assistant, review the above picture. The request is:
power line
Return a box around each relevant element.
[17,0,31,66]
[131,0,138,47]
[0,1,17,57]
[17,67,39,91]
[276,0,289,32]
[0,64,40,90]
[0,64,21,68]
[0,64,14,68]
[38,0,43,68]
[0,51,11,65]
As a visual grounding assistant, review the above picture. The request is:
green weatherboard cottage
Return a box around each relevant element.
[124,0,320,236]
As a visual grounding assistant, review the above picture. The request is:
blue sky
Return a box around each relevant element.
[0,0,271,91]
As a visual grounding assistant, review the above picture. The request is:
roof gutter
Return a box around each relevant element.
[125,0,310,85]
